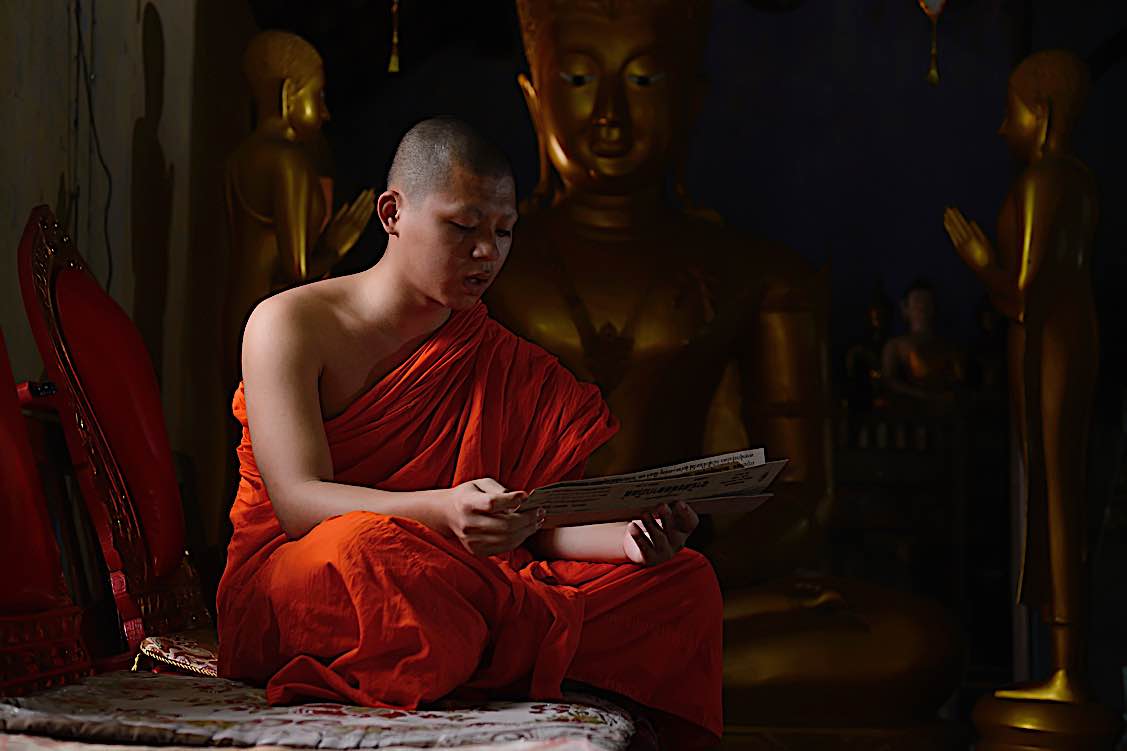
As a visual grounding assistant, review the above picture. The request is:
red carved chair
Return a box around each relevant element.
[0,327,93,695]
[17,206,213,673]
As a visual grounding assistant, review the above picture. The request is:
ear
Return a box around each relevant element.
[1036,100,1052,159]
[518,73,554,209]
[280,77,294,121]
[377,190,400,236]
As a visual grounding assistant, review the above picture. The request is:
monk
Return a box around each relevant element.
[216,117,723,749]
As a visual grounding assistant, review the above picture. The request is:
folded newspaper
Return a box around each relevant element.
[518,448,787,528]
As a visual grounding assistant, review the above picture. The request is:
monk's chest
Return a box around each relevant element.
[316,330,424,420]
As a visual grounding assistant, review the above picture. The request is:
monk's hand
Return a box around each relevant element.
[943,206,992,269]
[322,188,377,257]
[623,502,698,566]
[444,478,544,557]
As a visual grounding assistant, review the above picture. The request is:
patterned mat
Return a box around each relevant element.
[0,736,603,751]
[0,672,633,750]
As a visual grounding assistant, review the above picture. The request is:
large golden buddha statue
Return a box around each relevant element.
[944,50,1119,747]
[490,0,960,743]
[223,31,375,390]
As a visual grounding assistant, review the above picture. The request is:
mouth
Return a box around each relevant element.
[590,139,630,158]
[462,272,492,295]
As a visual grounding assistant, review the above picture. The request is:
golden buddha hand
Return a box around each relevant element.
[943,206,993,270]
[624,502,699,566]
[321,188,377,258]
[788,578,847,611]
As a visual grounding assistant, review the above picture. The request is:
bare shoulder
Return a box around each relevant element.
[243,280,344,373]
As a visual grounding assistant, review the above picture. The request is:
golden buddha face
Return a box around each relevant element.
[284,69,329,141]
[902,288,935,333]
[998,85,1044,163]
[523,12,689,195]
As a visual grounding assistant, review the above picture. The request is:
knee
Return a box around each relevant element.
[666,549,723,622]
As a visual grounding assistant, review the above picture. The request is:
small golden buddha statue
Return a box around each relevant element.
[880,278,963,405]
[223,30,375,389]
[944,50,1119,744]
[844,281,893,410]
[491,0,960,737]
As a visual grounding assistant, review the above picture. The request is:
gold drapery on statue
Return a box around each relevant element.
[486,1,962,745]
[944,49,1120,748]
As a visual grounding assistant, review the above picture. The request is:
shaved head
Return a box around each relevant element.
[388,117,513,202]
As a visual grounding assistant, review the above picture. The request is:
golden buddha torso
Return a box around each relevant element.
[996,155,1097,324]
[493,210,746,475]
[225,137,327,319]
[507,0,961,731]
[490,204,834,583]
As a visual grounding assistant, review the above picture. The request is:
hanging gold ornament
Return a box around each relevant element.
[388,0,401,73]
[918,0,948,85]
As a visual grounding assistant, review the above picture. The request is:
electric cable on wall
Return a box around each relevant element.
[74,0,115,293]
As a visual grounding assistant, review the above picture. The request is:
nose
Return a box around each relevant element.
[472,236,500,261]
[593,76,628,136]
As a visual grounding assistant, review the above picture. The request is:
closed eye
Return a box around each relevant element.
[560,72,595,87]
[627,72,666,87]
[451,222,476,232]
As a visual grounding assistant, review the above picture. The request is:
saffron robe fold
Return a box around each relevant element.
[217,302,722,746]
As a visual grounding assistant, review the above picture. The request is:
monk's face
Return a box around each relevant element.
[528,14,680,195]
[397,167,517,311]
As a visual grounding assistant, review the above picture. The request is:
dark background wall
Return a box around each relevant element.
[253,0,1125,386]
[249,1,1127,703]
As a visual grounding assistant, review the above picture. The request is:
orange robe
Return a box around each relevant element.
[217,302,722,747]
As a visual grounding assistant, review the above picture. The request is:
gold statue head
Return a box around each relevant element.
[243,30,329,141]
[1001,49,1090,163]
[516,0,711,202]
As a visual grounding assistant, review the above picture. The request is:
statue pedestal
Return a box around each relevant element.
[973,694,1122,750]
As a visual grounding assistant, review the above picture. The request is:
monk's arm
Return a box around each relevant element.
[242,298,449,538]
[529,523,632,562]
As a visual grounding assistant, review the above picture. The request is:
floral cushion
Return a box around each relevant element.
[0,671,634,750]
[2,734,604,751]
[136,629,218,677]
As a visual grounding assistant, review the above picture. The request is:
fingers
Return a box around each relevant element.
[330,190,375,227]
[472,477,507,495]
[463,508,531,534]
[628,521,659,564]
[640,508,673,560]
[464,509,544,556]
[487,491,527,514]
[348,189,376,222]
[671,500,698,534]
[942,208,967,245]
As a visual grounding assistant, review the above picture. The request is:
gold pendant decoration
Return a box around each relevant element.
[388,0,400,73]
[918,0,947,86]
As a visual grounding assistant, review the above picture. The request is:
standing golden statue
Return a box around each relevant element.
[490,0,960,743]
[224,31,375,389]
[944,50,1119,747]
